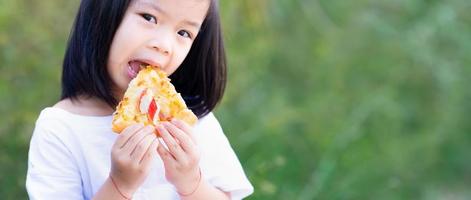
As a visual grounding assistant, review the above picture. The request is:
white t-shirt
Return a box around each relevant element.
[26,107,253,200]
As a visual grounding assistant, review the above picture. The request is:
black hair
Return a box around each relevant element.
[170,1,226,117]
[61,0,226,118]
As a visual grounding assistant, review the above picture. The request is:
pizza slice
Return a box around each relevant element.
[111,65,198,133]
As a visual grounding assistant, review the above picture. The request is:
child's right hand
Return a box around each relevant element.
[109,124,159,197]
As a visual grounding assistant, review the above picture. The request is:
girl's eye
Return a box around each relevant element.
[178,30,192,39]
[141,13,157,24]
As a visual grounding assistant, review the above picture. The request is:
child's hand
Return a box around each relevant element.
[110,124,159,197]
[156,119,201,195]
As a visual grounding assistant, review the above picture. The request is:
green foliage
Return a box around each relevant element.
[1,0,470,199]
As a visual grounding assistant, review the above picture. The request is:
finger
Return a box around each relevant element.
[157,124,186,161]
[114,123,145,149]
[122,126,154,154]
[164,121,195,153]
[130,133,156,162]
[139,137,159,166]
[157,139,174,162]
[158,122,186,160]
[171,119,196,143]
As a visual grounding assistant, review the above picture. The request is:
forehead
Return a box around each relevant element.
[132,0,210,23]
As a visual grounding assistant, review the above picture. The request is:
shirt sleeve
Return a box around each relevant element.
[196,113,254,200]
[26,118,84,200]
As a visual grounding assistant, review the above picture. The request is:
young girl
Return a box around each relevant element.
[26,0,253,199]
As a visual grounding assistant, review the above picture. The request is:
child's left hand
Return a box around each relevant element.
[156,119,201,195]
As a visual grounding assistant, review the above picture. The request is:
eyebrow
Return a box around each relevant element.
[182,20,201,30]
[138,1,202,30]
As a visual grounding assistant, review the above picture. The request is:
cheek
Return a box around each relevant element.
[169,45,193,74]
[108,15,141,65]
[108,33,126,71]
[107,40,125,87]
[107,17,140,81]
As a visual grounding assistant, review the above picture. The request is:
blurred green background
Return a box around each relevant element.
[1,0,471,199]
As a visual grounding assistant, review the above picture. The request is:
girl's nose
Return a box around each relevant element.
[149,35,171,56]
[152,44,169,55]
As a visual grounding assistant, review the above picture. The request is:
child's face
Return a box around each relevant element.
[107,0,209,96]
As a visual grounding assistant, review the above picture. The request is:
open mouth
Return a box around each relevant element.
[127,60,150,79]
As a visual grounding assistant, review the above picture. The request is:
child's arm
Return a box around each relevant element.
[93,124,159,200]
[157,120,231,200]
[179,180,230,200]
[93,178,230,200]
[92,177,134,200]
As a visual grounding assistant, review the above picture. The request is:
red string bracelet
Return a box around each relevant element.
[109,174,132,200]
[177,168,202,197]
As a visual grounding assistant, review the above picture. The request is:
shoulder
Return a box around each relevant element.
[193,112,233,148]
[53,97,114,116]
[29,108,77,160]
[196,112,220,129]
[194,112,226,139]
[35,106,71,128]
[33,100,113,141]
[32,107,77,142]
[31,106,114,158]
